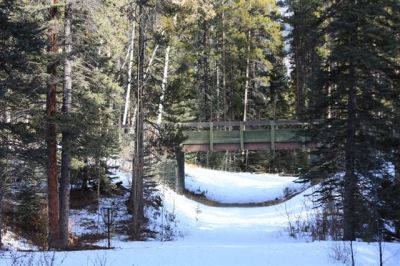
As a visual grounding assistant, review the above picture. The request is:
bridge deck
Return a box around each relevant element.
[180,121,311,153]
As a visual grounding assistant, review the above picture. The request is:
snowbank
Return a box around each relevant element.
[185,165,306,204]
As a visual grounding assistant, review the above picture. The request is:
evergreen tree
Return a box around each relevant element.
[284,0,325,119]
[307,0,400,240]
[0,0,46,248]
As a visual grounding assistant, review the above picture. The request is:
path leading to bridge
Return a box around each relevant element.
[2,166,399,266]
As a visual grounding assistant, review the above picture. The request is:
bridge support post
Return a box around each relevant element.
[175,150,185,195]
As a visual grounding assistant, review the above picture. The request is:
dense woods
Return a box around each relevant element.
[0,0,399,257]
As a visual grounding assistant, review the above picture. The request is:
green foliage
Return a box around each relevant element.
[15,179,48,249]
[301,0,400,240]
[160,0,287,123]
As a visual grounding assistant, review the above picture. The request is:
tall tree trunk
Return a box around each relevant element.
[59,0,72,248]
[132,2,145,240]
[294,41,304,119]
[47,0,60,249]
[243,30,251,124]
[221,1,227,122]
[343,55,357,241]
[157,45,171,124]
[122,21,136,126]
[0,167,5,249]
[216,61,220,122]
[202,20,210,121]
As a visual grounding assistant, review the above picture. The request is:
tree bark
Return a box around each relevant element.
[122,21,136,126]
[47,0,60,249]
[59,0,72,249]
[343,50,357,241]
[175,150,185,195]
[132,2,145,240]
[0,169,4,249]
[201,20,210,121]
[221,1,227,123]
[243,30,251,124]
[157,45,171,125]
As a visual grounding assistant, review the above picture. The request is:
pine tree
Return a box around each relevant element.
[307,0,400,240]
[0,0,46,248]
[284,0,324,119]
[59,0,72,248]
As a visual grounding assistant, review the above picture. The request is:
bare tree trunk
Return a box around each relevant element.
[122,21,136,126]
[202,20,210,120]
[243,30,251,124]
[221,2,227,123]
[216,61,220,122]
[157,45,171,125]
[132,2,145,240]
[59,0,72,249]
[47,0,60,249]
[157,16,176,125]
[144,41,161,79]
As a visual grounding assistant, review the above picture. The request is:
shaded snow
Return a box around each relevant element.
[1,231,36,251]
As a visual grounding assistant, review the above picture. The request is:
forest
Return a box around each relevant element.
[0,0,400,265]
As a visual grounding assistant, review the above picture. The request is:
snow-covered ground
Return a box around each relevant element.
[1,166,400,266]
[1,231,36,251]
[185,165,306,203]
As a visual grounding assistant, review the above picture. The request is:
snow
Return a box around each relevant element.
[70,195,131,239]
[1,231,36,251]
[1,166,400,266]
[185,165,306,204]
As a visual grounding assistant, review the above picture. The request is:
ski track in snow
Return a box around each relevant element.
[1,166,400,266]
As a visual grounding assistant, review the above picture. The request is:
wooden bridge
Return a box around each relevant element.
[179,120,312,153]
[174,120,313,194]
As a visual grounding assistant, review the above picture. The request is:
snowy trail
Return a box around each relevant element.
[160,185,311,243]
[2,166,400,266]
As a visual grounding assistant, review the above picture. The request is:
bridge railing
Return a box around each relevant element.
[177,119,311,129]
[178,120,317,152]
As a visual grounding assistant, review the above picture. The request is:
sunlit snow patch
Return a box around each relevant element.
[185,165,307,204]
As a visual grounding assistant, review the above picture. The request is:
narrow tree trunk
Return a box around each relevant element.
[132,2,145,240]
[295,47,303,119]
[343,59,357,241]
[122,21,136,126]
[47,0,60,249]
[243,30,251,124]
[157,45,171,125]
[202,20,210,120]
[157,16,176,124]
[216,61,220,122]
[0,169,4,249]
[96,158,101,203]
[59,0,72,249]
[221,1,227,123]
[144,42,160,79]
